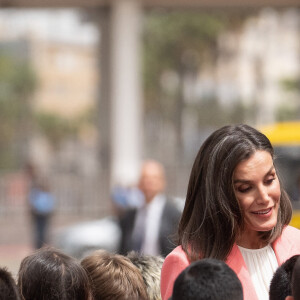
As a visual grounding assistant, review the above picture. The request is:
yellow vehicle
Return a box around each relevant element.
[260,121,300,228]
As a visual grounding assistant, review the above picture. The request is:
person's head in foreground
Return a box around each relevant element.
[127,251,164,300]
[17,246,93,300]
[0,267,21,300]
[178,124,292,261]
[169,258,243,300]
[81,249,148,300]
[269,255,300,300]
[286,256,300,300]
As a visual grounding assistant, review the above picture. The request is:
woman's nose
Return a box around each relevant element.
[256,185,270,204]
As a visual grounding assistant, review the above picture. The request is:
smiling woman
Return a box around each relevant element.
[233,150,281,248]
[161,124,300,300]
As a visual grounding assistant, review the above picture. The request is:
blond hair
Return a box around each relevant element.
[81,250,148,300]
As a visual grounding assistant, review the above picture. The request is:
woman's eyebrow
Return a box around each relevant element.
[233,165,275,184]
[266,165,275,174]
[234,179,251,184]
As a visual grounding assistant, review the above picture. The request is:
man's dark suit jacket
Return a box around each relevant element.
[119,198,182,257]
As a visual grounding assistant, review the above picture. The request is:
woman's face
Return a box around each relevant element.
[233,150,281,236]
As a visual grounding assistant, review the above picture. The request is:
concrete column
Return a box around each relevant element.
[110,0,143,186]
[97,8,111,174]
[94,8,112,211]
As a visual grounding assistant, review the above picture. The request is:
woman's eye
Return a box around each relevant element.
[265,177,275,185]
[237,186,251,193]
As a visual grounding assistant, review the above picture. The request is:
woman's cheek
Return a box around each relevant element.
[272,181,281,203]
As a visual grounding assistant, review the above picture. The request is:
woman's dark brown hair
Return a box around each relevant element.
[18,246,93,300]
[178,124,292,262]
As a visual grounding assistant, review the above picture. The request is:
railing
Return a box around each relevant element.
[0,170,112,219]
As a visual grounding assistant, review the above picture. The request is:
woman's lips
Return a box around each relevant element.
[251,207,272,216]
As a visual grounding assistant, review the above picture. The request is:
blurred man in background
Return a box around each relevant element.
[119,160,181,257]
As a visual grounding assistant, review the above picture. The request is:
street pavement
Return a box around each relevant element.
[0,212,33,278]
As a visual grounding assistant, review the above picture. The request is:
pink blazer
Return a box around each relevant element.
[161,226,300,300]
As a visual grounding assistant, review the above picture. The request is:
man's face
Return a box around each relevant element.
[139,162,166,203]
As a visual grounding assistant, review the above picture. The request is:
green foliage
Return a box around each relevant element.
[35,113,78,147]
[142,10,248,120]
[142,11,248,161]
[0,53,36,98]
[277,77,300,121]
[276,105,299,122]
[188,97,247,127]
[279,77,300,92]
[144,12,218,111]
[0,52,37,169]
[144,11,226,66]
[143,11,244,113]
[34,106,96,148]
[0,50,96,165]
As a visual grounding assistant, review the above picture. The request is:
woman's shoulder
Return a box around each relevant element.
[162,246,189,267]
[275,225,300,249]
[273,225,300,264]
[161,246,190,300]
[282,225,300,237]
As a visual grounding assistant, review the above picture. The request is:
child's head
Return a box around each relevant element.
[269,255,300,300]
[285,256,300,300]
[127,251,164,300]
[170,258,243,300]
[0,267,21,300]
[81,249,148,300]
[18,246,93,300]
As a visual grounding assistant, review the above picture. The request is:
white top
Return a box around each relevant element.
[132,194,166,256]
[238,245,278,300]
[141,194,166,255]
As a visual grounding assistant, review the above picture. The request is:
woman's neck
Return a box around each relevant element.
[236,230,268,249]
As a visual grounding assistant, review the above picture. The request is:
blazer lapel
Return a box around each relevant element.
[272,230,299,265]
[226,244,259,300]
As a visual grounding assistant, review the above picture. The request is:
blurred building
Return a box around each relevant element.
[0,9,100,174]
[161,7,300,173]
[0,7,299,192]
[216,8,300,125]
[185,8,300,127]
[32,38,98,119]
